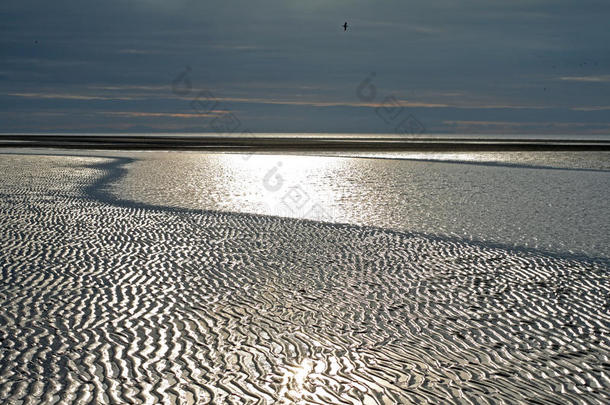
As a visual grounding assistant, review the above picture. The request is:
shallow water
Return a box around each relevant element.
[115,151,610,258]
[0,151,609,404]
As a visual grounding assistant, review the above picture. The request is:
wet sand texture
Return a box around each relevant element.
[0,154,609,404]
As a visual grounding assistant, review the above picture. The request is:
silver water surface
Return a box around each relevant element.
[116,151,610,258]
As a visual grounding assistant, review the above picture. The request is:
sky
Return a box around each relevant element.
[1,0,609,135]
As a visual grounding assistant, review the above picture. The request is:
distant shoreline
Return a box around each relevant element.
[1,134,610,151]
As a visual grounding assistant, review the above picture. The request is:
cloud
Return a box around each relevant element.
[211,45,267,51]
[571,106,610,111]
[559,75,610,82]
[103,111,228,118]
[7,92,139,101]
[117,49,161,55]
[444,120,610,128]
[4,90,555,111]
[198,96,556,111]
[87,85,169,91]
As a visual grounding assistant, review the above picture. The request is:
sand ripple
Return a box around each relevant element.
[0,154,609,404]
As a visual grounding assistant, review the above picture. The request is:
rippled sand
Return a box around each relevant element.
[1,153,609,404]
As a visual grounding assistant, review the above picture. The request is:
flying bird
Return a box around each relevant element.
[343,22,348,31]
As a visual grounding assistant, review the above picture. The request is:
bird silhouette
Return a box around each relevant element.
[343,22,348,31]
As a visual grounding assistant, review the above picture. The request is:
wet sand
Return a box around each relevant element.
[0,152,609,404]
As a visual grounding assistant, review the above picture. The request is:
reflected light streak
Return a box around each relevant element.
[212,154,347,220]
[279,358,314,401]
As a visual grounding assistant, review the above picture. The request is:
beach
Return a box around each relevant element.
[0,150,609,404]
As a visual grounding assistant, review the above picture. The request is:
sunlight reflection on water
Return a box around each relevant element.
[115,151,610,257]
